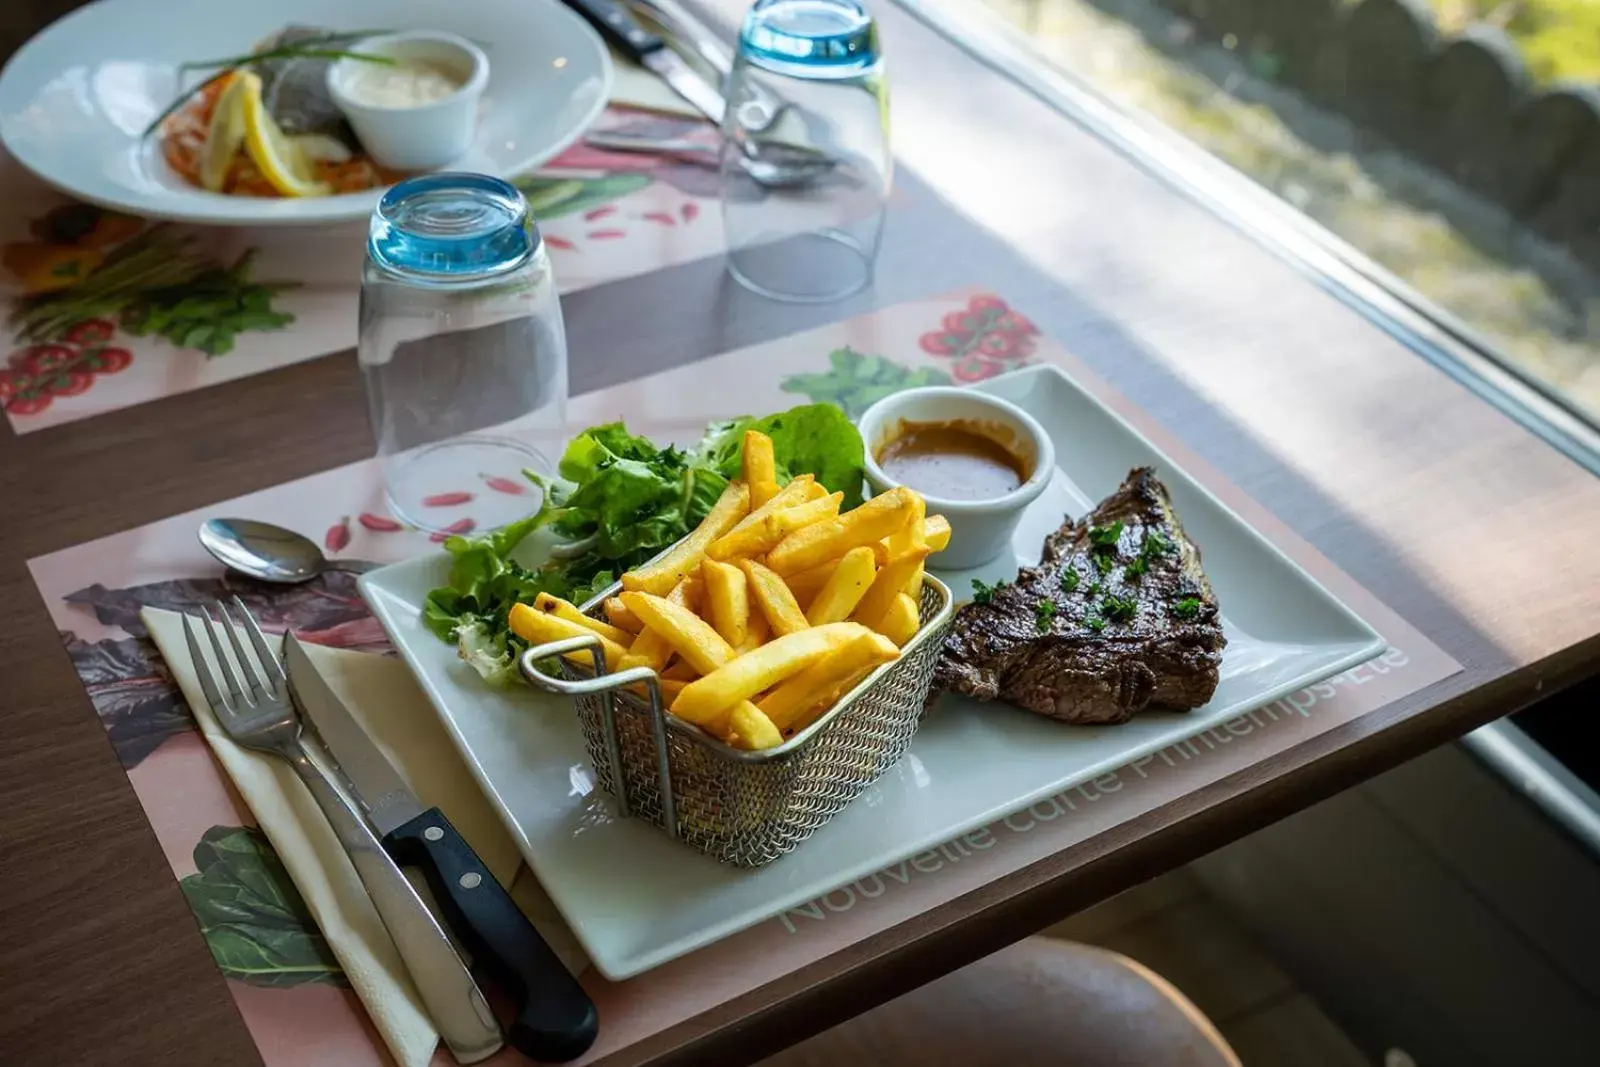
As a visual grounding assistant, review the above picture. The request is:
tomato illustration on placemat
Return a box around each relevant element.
[3,202,300,415]
[919,293,1039,382]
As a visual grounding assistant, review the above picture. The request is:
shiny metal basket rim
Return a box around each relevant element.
[561,571,954,763]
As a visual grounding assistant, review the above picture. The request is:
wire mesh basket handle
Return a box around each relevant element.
[518,637,679,838]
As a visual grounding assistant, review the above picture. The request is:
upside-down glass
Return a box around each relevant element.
[360,174,567,532]
[720,0,890,303]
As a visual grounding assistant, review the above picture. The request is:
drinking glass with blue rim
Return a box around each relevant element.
[721,0,890,303]
[360,173,567,532]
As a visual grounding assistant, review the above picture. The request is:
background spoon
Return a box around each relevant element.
[200,518,378,583]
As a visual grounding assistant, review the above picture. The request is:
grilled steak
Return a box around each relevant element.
[932,467,1225,724]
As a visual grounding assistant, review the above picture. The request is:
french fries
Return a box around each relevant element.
[619,591,734,676]
[617,576,698,673]
[709,476,817,560]
[622,480,750,595]
[604,596,644,634]
[804,546,877,625]
[757,630,899,732]
[671,622,870,725]
[727,701,784,750]
[534,592,635,647]
[626,676,689,702]
[852,544,932,630]
[742,429,777,504]
[781,561,835,607]
[877,593,921,648]
[700,558,750,647]
[507,603,631,669]
[767,487,918,575]
[737,607,769,653]
[741,558,810,636]
[554,429,950,749]
[888,493,928,600]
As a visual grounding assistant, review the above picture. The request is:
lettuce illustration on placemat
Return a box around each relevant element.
[781,346,952,418]
[179,826,345,988]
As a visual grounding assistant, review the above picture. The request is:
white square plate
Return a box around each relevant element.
[361,364,1384,979]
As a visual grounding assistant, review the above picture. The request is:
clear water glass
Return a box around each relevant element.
[360,174,567,532]
[721,0,890,303]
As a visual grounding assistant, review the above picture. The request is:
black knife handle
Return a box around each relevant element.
[563,0,664,62]
[385,810,599,1063]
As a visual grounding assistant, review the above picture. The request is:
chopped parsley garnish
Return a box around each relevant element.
[1061,568,1079,593]
[1172,597,1202,619]
[971,578,1007,605]
[1086,581,1103,597]
[1035,599,1058,632]
[1125,556,1149,580]
[1100,594,1137,623]
[1086,615,1107,634]
[1142,531,1173,556]
[1094,553,1115,575]
[1088,521,1124,550]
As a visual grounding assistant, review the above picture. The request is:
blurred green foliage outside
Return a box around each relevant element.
[1429,1,1600,83]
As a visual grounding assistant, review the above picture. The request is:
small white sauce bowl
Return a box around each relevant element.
[859,387,1055,569]
[328,31,488,172]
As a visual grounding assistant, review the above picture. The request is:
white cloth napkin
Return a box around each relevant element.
[143,608,586,1067]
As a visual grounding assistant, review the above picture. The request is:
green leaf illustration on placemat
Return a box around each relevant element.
[179,825,346,988]
[119,249,296,357]
[515,174,652,220]
[781,347,952,418]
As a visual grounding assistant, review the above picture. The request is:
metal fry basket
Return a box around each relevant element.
[520,575,954,867]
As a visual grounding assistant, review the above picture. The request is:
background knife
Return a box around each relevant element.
[562,0,727,124]
[284,634,598,1064]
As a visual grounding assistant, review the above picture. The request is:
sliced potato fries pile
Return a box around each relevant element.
[508,430,950,751]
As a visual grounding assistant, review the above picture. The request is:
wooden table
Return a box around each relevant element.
[2,1,1598,1064]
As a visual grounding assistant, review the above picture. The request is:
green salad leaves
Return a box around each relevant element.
[424,403,865,685]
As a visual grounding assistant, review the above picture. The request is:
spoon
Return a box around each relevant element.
[200,518,378,584]
[583,131,838,189]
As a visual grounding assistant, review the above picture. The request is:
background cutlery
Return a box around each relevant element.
[585,130,839,189]
[200,518,378,583]
[284,633,600,1063]
[562,0,725,124]
[184,599,503,1064]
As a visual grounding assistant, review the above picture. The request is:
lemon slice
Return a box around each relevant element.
[239,71,331,198]
[199,72,250,192]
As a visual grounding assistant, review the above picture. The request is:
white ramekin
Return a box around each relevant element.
[858,387,1055,569]
[327,31,488,172]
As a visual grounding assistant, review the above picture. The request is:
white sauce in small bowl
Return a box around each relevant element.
[341,60,463,109]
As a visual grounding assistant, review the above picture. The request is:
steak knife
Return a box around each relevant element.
[562,0,727,124]
[284,634,599,1063]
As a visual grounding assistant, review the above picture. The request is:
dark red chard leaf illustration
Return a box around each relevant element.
[61,572,394,765]
[64,630,192,769]
[64,571,390,653]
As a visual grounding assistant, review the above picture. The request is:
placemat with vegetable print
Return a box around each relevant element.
[0,106,725,434]
[27,289,1459,1066]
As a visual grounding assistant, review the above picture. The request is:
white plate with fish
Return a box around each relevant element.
[0,0,612,225]
[360,364,1387,979]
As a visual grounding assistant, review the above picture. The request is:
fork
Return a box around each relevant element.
[184,598,503,1064]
